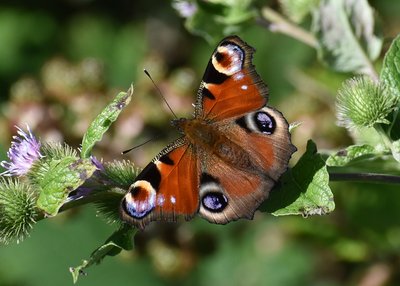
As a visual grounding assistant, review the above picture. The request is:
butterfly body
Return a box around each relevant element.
[173,118,254,172]
[121,36,296,229]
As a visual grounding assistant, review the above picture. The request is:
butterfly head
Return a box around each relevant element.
[171,117,185,127]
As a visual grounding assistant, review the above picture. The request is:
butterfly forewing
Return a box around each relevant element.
[196,36,268,121]
[120,140,200,229]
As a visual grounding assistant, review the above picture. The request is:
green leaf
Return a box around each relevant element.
[182,0,255,43]
[261,140,334,216]
[81,86,133,158]
[185,5,225,43]
[381,35,400,98]
[312,0,382,74]
[70,225,136,284]
[36,157,97,216]
[391,140,400,163]
[216,0,255,26]
[380,35,400,140]
[326,144,378,167]
[279,0,319,23]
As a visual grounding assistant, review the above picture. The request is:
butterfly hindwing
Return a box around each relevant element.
[222,106,296,180]
[197,106,295,223]
[198,160,273,224]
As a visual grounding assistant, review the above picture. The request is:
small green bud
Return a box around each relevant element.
[93,160,140,223]
[103,160,141,188]
[0,179,39,244]
[336,77,398,129]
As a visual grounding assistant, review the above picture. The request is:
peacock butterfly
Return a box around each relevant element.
[120,36,296,229]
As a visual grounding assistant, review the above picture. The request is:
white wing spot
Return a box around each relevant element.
[241,85,248,90]
[234,72,244,81]
[157,194,165,206]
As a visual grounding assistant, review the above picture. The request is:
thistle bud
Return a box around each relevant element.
[0,179,38,244]
[336,77,398,130]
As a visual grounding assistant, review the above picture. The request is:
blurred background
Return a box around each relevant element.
[1,0,400,285]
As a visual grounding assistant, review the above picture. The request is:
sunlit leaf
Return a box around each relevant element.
[391,140,400,163]
[70,225,136,284]
[279,0,319,23]
[36,157,97,216]
[261,140,334,216]
[180,0,255,43]
[380,35,400,140]
[326,144,378,167]
[81,86,133,158]
[381,34,400,98]
[312,0,382,73]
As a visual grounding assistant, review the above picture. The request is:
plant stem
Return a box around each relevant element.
[62,189,124,211]
[258,7,318,48]
[374,123,392,148]
[329,172,400,184]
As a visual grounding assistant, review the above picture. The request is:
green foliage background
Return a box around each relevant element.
[1,0,400,285]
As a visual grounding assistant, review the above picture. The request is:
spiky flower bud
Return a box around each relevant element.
[336,77,398,129]
[0,179,38,244]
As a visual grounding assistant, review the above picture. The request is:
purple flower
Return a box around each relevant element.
[1,126,43,176]
[172,1,197,18]
[90,156,104,171]
[66,186,92,203]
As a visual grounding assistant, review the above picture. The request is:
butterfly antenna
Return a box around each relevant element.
[144,69,178,119]
[121,136,160,155]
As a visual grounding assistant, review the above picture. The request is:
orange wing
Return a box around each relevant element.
[195,36,268,121]
[197,159,274,224]
[197,106,296,224]
[120,139,200,229]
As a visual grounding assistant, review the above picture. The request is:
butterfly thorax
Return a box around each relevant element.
[172,117,257,173]
[173,117,216,145]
